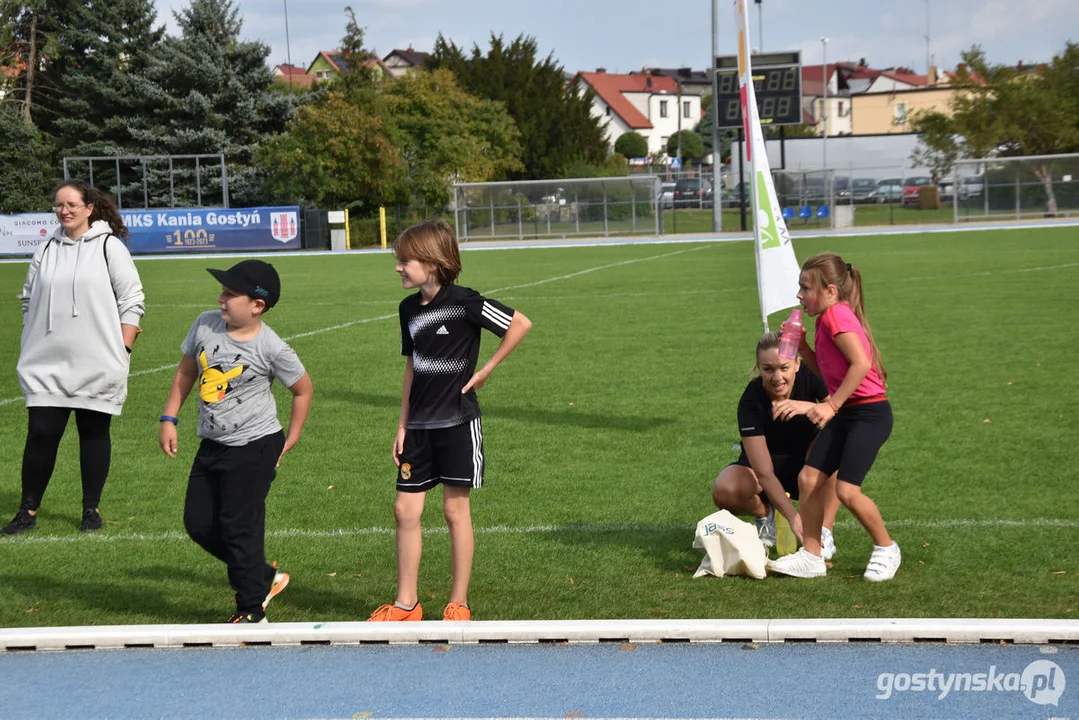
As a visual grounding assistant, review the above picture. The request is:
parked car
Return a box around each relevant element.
[901,176,934,206]
[657,181,676,209]
[726,182,746,206]
[959,175,985,199]
[937,177,956,202]
[837,177,878,203]
[673,178,713,208]
[869,178,904,203]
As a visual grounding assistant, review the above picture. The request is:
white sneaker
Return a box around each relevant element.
[863,544,901,582]
[766,548,827,578]
[754,506,776,548]
[821,527,837,561]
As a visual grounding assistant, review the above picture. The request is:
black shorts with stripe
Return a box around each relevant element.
[396,419,485,493]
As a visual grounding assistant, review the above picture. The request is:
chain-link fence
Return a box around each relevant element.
[453,176,661,242]
[953,154,1079,222]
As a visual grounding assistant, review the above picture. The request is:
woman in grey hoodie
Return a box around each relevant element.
[2,179,145,535]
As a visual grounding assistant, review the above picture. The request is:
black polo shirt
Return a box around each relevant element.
[399,283,515,429]
[737,365,828,464]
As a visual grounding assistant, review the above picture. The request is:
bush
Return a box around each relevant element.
[666,131,704,161]
[613,132,648,159]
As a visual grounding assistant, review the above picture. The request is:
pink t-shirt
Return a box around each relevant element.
[814,302,886,401]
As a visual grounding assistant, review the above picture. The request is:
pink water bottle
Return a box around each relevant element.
[778,308,803,360]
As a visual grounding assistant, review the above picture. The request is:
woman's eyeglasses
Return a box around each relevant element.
[53,203,87,212]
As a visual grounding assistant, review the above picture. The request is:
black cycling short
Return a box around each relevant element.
[805,400,892,487]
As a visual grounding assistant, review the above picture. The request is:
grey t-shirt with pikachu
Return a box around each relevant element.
[180,310,306,447]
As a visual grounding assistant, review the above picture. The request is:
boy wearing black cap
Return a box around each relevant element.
[159,259,313,623]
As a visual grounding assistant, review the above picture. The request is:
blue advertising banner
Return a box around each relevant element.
[0,207,301,256]
[122,206,301,254]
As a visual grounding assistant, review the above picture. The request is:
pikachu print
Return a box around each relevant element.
[198,349,244,403]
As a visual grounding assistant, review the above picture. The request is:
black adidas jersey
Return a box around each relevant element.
[399,283,515,429]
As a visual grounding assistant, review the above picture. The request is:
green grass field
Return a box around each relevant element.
[0,226,1077,627]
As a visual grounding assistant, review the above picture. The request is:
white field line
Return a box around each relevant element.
[483,244,713,295]
[0,245,712,407]
[3,517,1078,545]
[902,261,1079,283]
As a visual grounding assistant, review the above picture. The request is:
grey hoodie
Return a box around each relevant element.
[17,220,146,415]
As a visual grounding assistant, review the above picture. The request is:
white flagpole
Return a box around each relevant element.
[734,0,801,333]
[735,1,768,333]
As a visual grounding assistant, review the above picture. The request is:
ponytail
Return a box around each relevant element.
[846,264,887,385]
[801,252,887,385]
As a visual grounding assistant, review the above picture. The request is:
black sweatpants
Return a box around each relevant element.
[183,431,285,614]
[20,406,113,512]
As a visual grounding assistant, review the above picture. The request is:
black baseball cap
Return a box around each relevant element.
[207,259,280,308]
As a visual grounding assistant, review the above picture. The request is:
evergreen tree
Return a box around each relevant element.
[127,0,294,206]
[31,0,164,162]
[0,104,55,212]
[334,5,378,100]
[430,33,607,180]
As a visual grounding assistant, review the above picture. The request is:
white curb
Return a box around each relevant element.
[1,618,1076,652]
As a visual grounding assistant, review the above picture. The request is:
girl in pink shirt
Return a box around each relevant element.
[767,252,900,582]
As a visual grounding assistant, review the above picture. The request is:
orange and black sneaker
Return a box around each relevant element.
[367,602,423,621]
[442,602,471,621]
[263,561,290,610]
[226,611,267,623]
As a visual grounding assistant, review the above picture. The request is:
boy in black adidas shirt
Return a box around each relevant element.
[368,220,532,623]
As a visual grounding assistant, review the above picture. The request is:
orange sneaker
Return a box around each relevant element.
[368,603,423,621]
[442,602,471,621]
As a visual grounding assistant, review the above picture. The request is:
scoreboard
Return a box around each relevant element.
[714,51,803,128]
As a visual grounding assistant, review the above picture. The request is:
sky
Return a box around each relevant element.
[152,0,1078,76]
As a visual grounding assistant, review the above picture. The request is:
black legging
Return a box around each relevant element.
[20,407,113,512]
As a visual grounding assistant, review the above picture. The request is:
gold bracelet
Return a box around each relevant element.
[828,399,841,413]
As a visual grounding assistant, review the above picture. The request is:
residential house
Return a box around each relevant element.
[0,62,25,102]
[800,62,948,136]
[382,47,431,78]
[573,69,702,159]
[305,50,394,85]
[800,63,862,137]
[631,67,712,96]
[272,63,315,89]
[847,65,974,135]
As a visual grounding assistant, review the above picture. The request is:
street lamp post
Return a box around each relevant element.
[755,0,763,52]
[284,0,294,89]
[820,36,829,170]
[710,0,721,232]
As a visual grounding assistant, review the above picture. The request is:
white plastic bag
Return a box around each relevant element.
[692,509,767,580]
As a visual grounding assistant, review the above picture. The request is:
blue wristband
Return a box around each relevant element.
[159,415,179,425]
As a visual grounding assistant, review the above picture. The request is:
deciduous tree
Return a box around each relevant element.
[911,44,1079,214]
[256,92,406,210]
[382,68,522,207]
[667,130,704,161]
[613,131,648,160]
